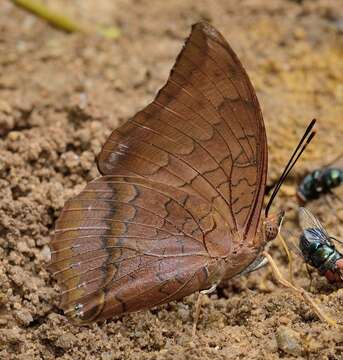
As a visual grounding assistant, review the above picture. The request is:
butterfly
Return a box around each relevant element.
[49,22,315,325]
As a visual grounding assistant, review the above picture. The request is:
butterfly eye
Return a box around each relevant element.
[264,211,284,242]
[265,222,279,242]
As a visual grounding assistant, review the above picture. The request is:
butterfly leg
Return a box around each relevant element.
[278,233,294,285]
[240,256,269,275]
[192,283,218,337]
[262,251,337,326]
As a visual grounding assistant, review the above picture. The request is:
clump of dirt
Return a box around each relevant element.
[1,1,343,359]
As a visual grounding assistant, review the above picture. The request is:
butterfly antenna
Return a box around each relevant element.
[272,131,316,204]
[265,119,316,217]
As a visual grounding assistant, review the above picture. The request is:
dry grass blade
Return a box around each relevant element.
[263,251,337,327]
[11,0,120,38]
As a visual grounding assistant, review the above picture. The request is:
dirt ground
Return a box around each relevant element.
[1,0,343,359]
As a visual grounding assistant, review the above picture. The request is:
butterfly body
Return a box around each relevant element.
[49,22,284,325]
[297,168,343,203]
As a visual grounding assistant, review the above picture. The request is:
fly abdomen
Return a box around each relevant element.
[319,250,343,275]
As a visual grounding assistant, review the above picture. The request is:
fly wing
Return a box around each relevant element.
[298,207,331,246]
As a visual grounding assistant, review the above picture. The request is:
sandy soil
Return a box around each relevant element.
[1,0,343,359]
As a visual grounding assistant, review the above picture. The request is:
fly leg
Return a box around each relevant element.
[323,194,334,210]
[328,190,343,204]
[324,192,343,223]
[262,251,337,326]
[328,191,343,222]
[324,191,342,209]
[305,263,314,292]
[192,283,217,337]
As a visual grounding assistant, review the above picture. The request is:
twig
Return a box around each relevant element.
[11,0,120,38]
[263,251,337,326]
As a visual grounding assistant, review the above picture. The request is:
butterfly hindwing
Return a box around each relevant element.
[49,176,230,323]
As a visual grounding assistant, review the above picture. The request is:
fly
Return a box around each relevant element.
[296,207,343,284]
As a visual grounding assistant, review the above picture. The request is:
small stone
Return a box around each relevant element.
[101,352,115,360]
[177,304,191,322]
[265,335,278,353]
[80,151,94,171]
[0,327,22,345]
[61,151,80,170]
[40,245,51,262]
[278,316,290,325]
[7,131,21,141]
[55,333,77,349]
[14,309,33,326]
[276,326,303,356]
[17,241,30,254]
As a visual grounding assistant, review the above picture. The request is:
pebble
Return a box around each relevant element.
[55,333,77,349]
[0,327,22,344]
[61,151,80,170]
[275,326,303,356]
[14,309,33,326]
[40,245,51,263]
[177,304,191,322]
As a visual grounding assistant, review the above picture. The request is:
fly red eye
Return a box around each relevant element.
[324,270,342,284]
[335,258,343,271]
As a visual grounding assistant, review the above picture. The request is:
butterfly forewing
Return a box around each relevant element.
[50,22,268,324]
[98,22,267,235]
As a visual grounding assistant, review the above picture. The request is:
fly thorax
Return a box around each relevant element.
[307,244,335,271]
[317,246,341,274]
[299,234,318,259]
[323,168,342,189]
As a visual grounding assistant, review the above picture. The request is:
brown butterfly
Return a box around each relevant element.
[49,22,316,326]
